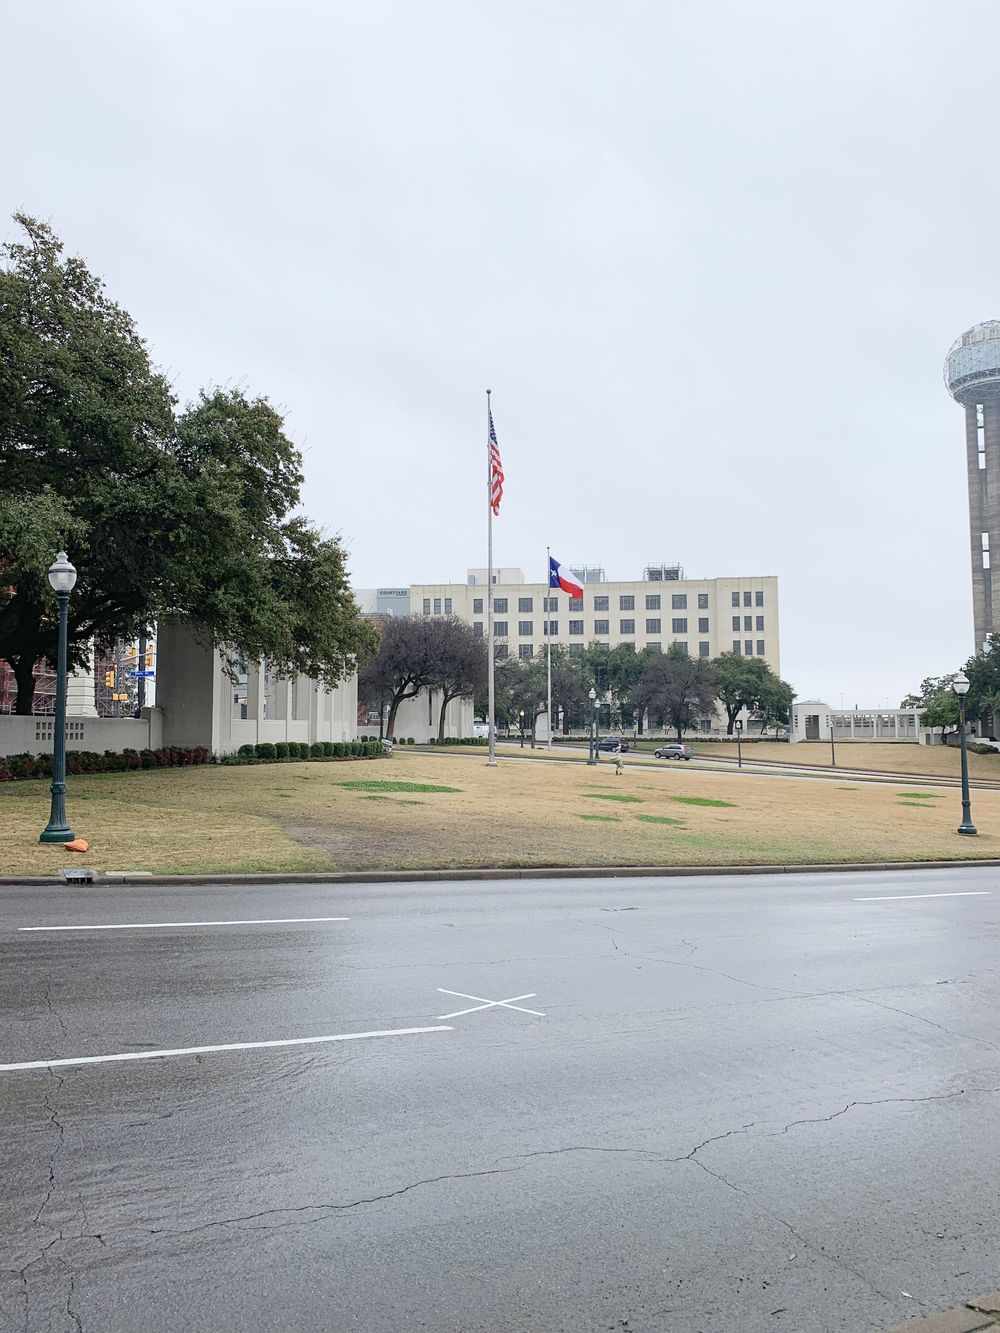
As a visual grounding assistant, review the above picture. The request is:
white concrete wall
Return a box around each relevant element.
[0,711,162,758]
[156,621,359,755]
[0,621,361,758]
[381,690,473,742]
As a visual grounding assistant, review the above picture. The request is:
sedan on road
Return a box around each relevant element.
[653,742,693,760]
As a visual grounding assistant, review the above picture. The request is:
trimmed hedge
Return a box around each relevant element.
[428,737,489,746]
[0,738,386,782]
[0,745,212,782]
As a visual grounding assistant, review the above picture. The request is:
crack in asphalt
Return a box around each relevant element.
[146,1164,530,1239]
[854,994,1000,1054]
[685,1155,899,1307]
[33,1070,65,1229]
[65,1270,83,1332]
[625,952,804,996]
[43,976,68,1040]
[583,918,792,993]
[772,1085,1000,1136]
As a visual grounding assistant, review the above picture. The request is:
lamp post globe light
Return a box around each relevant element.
[734,717,743,770]
[39,551,77,844]
[519,708,525,749]
[952,672,977,836]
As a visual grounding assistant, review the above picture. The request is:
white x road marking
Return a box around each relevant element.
[436,988,546,1020]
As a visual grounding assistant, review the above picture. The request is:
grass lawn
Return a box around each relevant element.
[2,750,999,878]
[630,739,1000,781]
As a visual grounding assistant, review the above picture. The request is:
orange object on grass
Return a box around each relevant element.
[63,839,90,853]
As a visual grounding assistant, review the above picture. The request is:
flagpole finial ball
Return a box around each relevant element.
[486,388,491,394]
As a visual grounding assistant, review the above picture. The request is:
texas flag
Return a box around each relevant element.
[549,556,584,597]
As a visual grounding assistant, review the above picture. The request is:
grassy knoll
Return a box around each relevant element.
[2,750,999,878]
[628,739,1000,780]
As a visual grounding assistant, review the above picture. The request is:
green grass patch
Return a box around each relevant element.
[338,781,461,794]
[582,792,643,804]
[670,795,737,808]
[896,791,944,800]
[898,800,934,808]
[637,815,686,826]
[578,813,621,822]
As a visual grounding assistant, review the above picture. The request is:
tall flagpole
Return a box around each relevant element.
[486,389,497,767]
[546,545,553,750]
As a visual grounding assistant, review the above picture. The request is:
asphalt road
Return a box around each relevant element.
[2,868,1000,1333]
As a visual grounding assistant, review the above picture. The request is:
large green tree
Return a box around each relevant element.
[900,672,963,743]
[0,215,373,710]
[712,652,793,735]
[633,644,717,740]
[0,214,177,711]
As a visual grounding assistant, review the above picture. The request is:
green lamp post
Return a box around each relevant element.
[39,551,77,844]
[953,671,977,836]
[587,687,598,765]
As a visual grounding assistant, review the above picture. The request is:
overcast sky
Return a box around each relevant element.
[8,1,1000,706]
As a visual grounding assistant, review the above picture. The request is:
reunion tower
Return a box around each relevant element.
[945,321,1000,654]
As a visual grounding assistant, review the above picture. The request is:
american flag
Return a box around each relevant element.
[489,408,504,516]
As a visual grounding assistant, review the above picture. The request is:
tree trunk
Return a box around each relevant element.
[385,693,404,740]
[437,691,455,743]
[12,656,37,716]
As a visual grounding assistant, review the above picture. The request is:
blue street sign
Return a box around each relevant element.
[127,670,156,678]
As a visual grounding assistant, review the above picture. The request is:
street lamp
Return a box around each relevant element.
[519,709,525,749]
[587,686,599,765]
[39,551,77,844]
[953,672,977,836]
[734,717,743,769]
[829,711,837,768]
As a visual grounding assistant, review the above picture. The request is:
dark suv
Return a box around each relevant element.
[653,743,693,760]
[596,737,629,752]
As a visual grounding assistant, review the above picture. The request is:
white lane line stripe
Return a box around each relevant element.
[18,917,350,932]
[0,1026,452,1073]
[853,891,992,901]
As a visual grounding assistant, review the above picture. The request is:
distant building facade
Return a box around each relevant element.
[407,564,780,673]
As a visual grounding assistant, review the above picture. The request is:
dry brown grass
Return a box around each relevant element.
[2,750,998,878]
[679,740,1000,779]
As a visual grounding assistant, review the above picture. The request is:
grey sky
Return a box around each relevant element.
[7,1,999,707]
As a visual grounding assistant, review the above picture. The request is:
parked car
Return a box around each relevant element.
[472,720,489,739]
[653,743,693,760]
[596,737,629,752]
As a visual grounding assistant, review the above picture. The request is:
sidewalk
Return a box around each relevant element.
[883,1292,1000,1331]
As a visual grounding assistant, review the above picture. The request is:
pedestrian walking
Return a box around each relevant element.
[614,744,625,776]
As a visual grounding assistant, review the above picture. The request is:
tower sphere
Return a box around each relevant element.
[945,321,1000,404]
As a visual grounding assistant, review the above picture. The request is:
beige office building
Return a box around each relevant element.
[409,564,780,672]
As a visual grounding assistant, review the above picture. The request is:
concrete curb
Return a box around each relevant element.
[882,1290,1000,1331]
[3,859,1000,888]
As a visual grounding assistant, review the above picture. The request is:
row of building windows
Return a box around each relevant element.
[422,597,454,615]
[480,626,768,660]
[466,591,766,615]
[492,640,756,660]
[476,617,760,639]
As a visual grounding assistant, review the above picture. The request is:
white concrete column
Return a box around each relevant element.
[66,650,98,717]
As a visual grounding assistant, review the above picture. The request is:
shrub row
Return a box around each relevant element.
[0,739,386,782]
[360,736,415,745]
[235,740,384,762]
[427,737,488,746]
[0,746,212,782]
